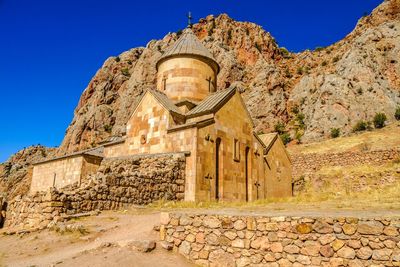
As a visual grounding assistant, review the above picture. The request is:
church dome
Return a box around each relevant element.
[156,28,220,74]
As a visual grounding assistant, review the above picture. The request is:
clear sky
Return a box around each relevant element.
[0,0,382,162]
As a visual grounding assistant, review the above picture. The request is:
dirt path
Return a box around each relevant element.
[0,211,194,267]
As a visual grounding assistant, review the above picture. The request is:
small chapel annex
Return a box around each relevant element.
[31,25,292,202]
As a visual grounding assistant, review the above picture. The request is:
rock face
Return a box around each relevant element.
[58,0,400,154]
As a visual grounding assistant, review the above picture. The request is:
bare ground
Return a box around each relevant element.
[1,204,400,267]
[0,210,194,267]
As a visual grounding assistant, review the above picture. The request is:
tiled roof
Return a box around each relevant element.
[186,88,236,117]
[157,28,219,72]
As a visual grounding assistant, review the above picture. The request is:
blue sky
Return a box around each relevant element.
[0,0,382,162]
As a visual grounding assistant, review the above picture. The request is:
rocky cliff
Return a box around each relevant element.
[58,0,400,154]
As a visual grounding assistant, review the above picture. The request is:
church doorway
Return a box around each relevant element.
[215,138,221,200]
[245,146,250,201]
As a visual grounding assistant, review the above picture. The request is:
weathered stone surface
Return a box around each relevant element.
[342,224,357,235]
[337,247,356,259]
[270,242,283,253]
[372,248,392,261]
[203,217,221,229]
[319,234,336,245]
[296,223,312,234]
[313,221,333,234]
[384,226,399,236]
[233,220,246,231]
[356,247,373,260]
[128,240,156,253]
[209,249,235,267]
[160,241,173,250]
[284,244,300,254]
[357,221,384,235]
[331,239,345,251]
[320,245,334,258]
[178,241,191,256]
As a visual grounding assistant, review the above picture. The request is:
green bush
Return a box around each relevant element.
[353,120,368,132]
[321,61,327,66]
[296,113,305,129]
[104,125,112,133]
[291,105,299,114]
[280,133,292,145]
[296,67,303,75]
[332,56,340,63]
[373,112,387,128]
[395,106,400,120]
[315,46,325,52]
[255,43,262,52]
[121,68,130,77]
[274,122,286,134]
[115,56,120,62]
[330,128,340,138]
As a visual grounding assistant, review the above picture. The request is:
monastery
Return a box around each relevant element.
[31,24,292,202]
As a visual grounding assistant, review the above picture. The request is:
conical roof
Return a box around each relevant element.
[156,28,219,73]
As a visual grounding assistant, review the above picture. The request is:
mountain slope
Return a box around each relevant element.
[58,0,400,154]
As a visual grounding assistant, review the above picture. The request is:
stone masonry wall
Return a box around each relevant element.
[5,153,186,229]
[160,212,400,267]
[291,148,400,181]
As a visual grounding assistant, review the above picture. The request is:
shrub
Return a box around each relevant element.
[357,88,363,95]
[332,56,340,63]
[353,120,368,132]
[227,29,232,41]
[280,47,290,57]
[296,67,303,75]
[315,46,325,52]
[115,56,120,62]
[296,113,305,129]
[373,112,387,128]
[104,125,112,133]
[274,122,286,134]
[395,106,400,120]
[291,105,299,114]
[285,68,292,78]
[330,128,340,138]
[280,133,292,145]
[295,131,303,143]
[321,61,327,66]
[255,43,262,52]
[121,68,130,77]
[176,29,183,36]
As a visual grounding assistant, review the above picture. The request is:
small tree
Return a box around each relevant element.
[274,122,286,134]
[280,133,292,145]
[353,120,368,132]
[373,112,387,128]
[395,106,400,120]
[330,128,340,138]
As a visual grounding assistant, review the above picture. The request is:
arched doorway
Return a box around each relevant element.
[215,138,221,200]
[245,147,250,201]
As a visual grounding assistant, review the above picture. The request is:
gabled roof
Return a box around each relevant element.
[186,88,236,118]
[257,133,278,153]
[156,28,220,73]
[131,89,184,120]
[148,89,184,116]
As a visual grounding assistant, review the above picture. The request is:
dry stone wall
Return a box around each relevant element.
[5,153,185,229]
[291,148,400,180]
[160,212,400,267]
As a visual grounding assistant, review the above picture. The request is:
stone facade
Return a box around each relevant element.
[6,153,185,229]
[31,154,102,193]
[160,212,400,267]
[291,148,400,181]
[157,57,217,102]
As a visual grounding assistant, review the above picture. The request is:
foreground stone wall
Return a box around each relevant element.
[291,148,400,180]
[5,153,186,229]
[160,212,400,267]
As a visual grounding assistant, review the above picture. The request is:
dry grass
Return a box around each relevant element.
[147,180,400,212]
[288,122,400,155]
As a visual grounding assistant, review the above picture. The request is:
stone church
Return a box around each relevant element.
[31,27,292,202]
